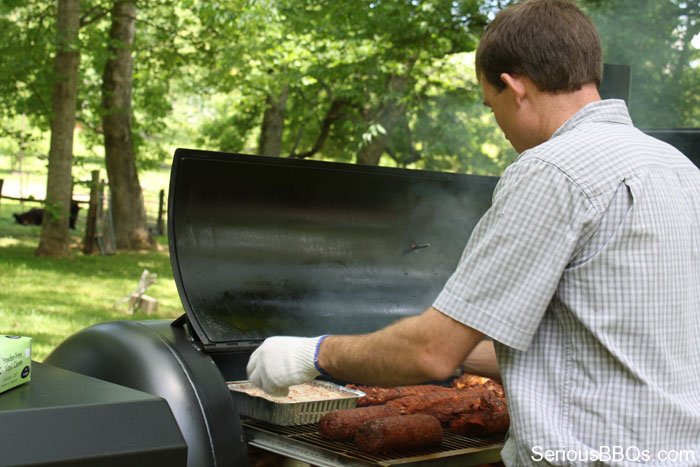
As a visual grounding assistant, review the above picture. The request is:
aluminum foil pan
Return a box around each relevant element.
[228,380,365,426]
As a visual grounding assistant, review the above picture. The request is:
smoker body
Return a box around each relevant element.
[0,361,187,467]
[45,319,249,467]
[47,149,503,466]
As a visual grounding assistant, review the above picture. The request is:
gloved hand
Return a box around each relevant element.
[246,335,328,397]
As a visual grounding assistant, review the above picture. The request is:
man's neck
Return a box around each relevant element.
[534,83,602,142]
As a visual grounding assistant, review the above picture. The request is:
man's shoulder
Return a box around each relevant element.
[517,121,695,200]
[535,114,692,172]
[494,152,595,214]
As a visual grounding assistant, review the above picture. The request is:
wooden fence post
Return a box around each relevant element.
[82,170,100,255]
[98,180,115,255]
[156,189,165,236]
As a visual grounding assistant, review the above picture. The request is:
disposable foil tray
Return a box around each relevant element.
[228,381,365,426]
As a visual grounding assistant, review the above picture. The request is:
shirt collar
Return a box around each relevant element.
[551,99,633,140]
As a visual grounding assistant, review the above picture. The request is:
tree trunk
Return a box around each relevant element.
[102,0,153,250]
[356,56,417,166]
[291,98,348,159]
[36,0,80,258]
[357,134,389,166]
[385,111,422,168]
[258,84,289,156]
[356,74,411,166]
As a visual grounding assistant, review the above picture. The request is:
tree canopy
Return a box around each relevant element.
[1,0,698,185]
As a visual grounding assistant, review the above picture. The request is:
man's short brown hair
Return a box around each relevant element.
[475,0,602,93]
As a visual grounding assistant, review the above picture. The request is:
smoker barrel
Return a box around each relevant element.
[45,320,249,467]
[47,149,501,466]
[0,361,187,467]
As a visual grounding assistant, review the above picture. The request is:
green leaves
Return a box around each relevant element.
[7,0,697,180]
[584,0,700,128]
[194,0,504,169]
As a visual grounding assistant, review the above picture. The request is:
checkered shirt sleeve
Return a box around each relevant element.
[433,157,596,351]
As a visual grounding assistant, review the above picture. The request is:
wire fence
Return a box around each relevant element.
[1,177,168,238]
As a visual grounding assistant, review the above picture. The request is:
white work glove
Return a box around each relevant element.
[246,335,328,397]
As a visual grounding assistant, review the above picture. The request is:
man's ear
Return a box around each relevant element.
[500,72,527,105]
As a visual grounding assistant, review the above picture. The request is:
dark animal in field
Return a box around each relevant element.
[13,208,44,227]
[13,201,81,230]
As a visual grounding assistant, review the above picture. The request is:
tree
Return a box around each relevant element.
[193,0,295,157]
[583,0,700,128]
[195,0,510,173]
[102,0,153,250]
[0,1,56,125]
[36,0,81,257]
[1,0,187,253]
[258,83,289,156]
[74,0,197,250]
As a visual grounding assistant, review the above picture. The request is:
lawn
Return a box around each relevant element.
[0,198,182,361]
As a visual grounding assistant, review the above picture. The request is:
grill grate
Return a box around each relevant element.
[242,418,504,466]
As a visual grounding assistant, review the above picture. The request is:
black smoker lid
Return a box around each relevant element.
[643,129,700,167]
[168,149,497,351]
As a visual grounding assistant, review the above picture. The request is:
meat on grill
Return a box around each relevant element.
[346,384,453,407]
[451,374,505,398]
[449,396,510,436]
[385,387,494,425]
[318,404,401,441]
[320,376,509,454]
[354,414,442,455]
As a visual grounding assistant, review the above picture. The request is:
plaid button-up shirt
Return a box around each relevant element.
[434,100,700,465]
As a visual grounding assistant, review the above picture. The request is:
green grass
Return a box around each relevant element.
[0,199,182,361]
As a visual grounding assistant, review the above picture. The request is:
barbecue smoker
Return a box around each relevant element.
[46,149,504,466]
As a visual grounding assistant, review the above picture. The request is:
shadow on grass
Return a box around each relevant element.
[0,223,174,281]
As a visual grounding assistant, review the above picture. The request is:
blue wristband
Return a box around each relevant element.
[313,335,330,377]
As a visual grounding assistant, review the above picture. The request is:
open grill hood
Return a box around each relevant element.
[168,149,498,351]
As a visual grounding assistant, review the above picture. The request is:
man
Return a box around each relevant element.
[247,0,700,464]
